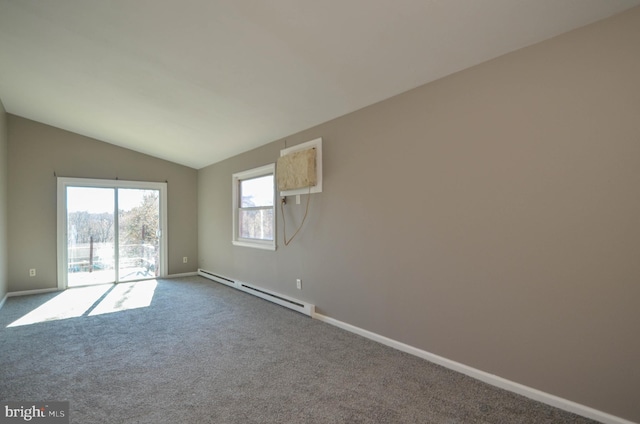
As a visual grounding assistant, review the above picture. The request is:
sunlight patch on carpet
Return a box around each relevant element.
[89,280,157,316]
[7,280,157,327]
[7,285,111,327]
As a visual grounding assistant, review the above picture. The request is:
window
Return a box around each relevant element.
[232,164,276,250]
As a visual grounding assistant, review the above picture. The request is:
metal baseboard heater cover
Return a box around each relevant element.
[198,269,315,317]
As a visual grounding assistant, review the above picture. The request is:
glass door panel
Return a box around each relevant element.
[66,187,116,287]
[117,189,160,282]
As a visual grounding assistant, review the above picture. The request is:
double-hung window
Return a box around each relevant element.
[232,164,276,250]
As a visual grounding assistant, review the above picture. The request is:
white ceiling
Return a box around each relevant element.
[1,0,639,169]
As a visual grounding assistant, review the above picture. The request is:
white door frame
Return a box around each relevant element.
[57,177,168,290]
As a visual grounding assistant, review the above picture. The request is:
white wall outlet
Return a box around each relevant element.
[183,257,188,263]
[296,278,302,289]
[29,268,36,277]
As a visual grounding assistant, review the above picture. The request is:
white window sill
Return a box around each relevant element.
[232,240,276,251]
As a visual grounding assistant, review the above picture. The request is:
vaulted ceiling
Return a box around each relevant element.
[1,0,639,169]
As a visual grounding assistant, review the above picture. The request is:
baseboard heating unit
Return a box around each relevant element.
[197,269,315,317]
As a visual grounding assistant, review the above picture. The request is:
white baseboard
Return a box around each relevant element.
[312,312,635,424]
[8,287,59,297]
[166,271,198,278]
[0,293,7,311]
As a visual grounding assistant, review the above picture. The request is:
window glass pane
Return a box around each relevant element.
[240,175,274,207]
[66,187,115,286]
[239,208,274,240]
[118,189,160,282]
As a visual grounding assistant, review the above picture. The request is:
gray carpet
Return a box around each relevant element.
[0,276,598,423]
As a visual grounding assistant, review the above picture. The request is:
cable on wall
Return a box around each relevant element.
[281,185,311,246]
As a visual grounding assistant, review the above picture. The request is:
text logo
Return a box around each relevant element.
[1,402,69,424]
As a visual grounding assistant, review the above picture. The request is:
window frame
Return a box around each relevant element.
[232,163,276,251]
[56,177,168,289]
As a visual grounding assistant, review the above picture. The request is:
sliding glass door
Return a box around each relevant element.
[118,188,161,282]
[58,178,167,289]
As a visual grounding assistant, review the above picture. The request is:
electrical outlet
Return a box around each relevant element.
[29,268,36,277]
[183,257,188,263]
[296,278,302,290]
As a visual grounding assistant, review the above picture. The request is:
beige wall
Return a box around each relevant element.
[198,7,640,422]
[7,115,198,292]
[0,100,8,301]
